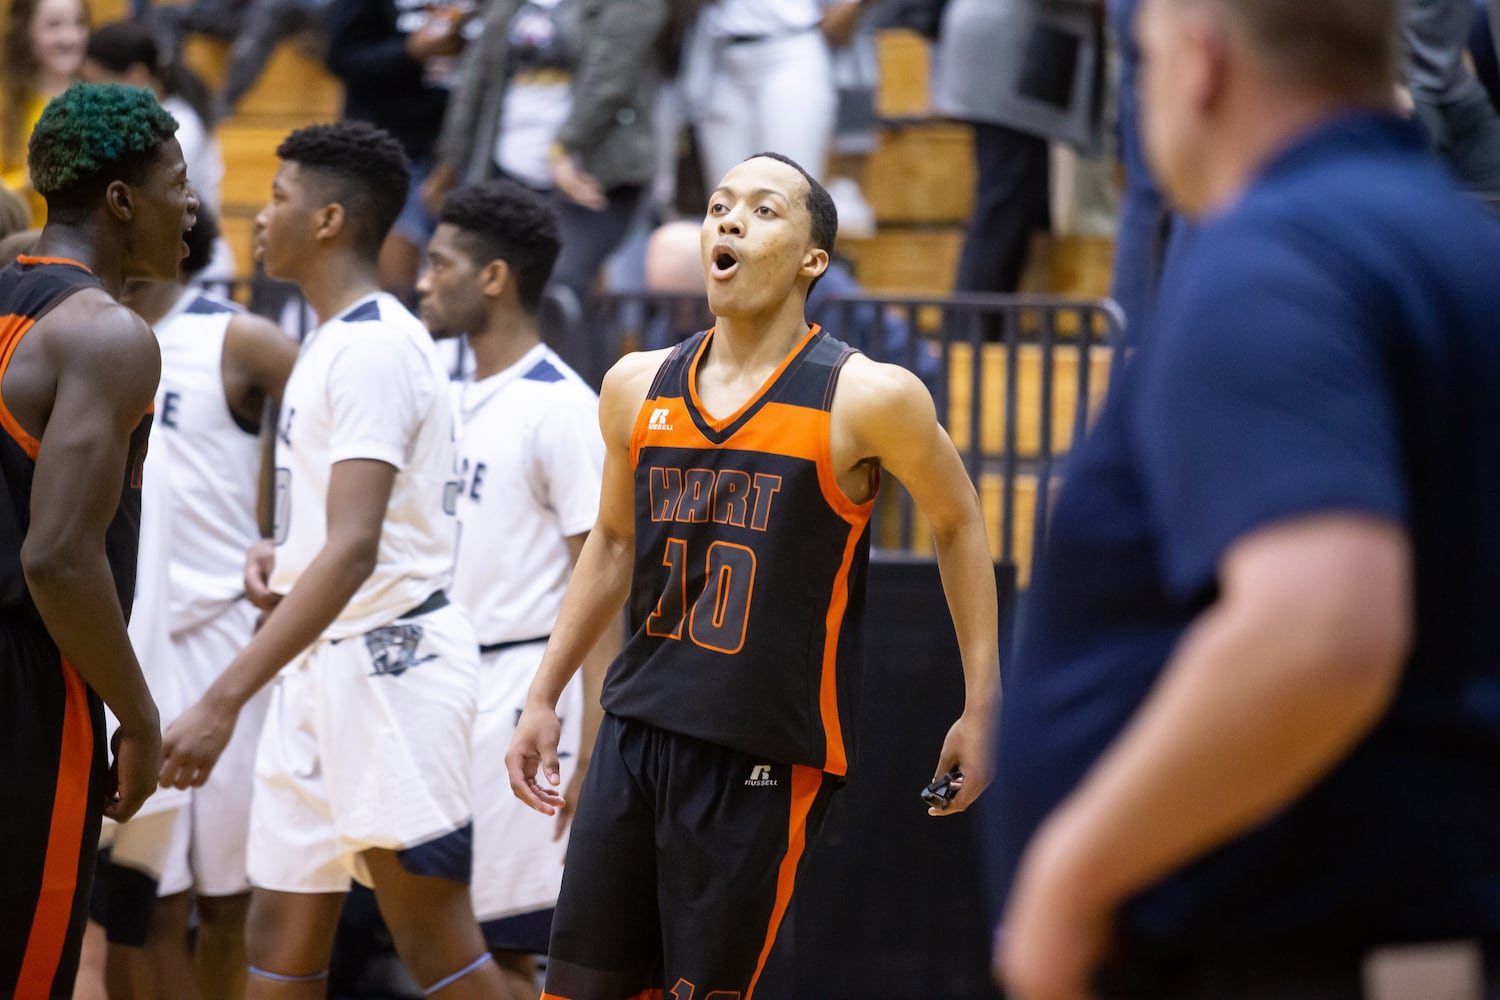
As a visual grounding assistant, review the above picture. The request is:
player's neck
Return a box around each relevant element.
[470,310,541,381]
[710,304,811,377]
[298,253,382,326]
[30,225,125,297]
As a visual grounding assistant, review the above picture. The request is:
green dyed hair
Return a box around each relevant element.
[28,83,179,223]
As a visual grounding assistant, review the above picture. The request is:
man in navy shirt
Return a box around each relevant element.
[994,0,1500,997]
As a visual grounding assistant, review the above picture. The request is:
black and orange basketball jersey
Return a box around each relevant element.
[602,325,877,776]
[0,255,151,628]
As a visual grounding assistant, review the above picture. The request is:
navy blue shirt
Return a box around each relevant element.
[996,114,1500,974]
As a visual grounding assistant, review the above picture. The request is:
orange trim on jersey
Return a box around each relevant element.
[745,766,821,999]
[541,992,662,1000]
[816,523,865,777]
[0,313,41,458]
[15,656,94,998]
[15,254,93,273]
[686,325,821,434]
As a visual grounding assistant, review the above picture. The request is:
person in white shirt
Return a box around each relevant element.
[88,207,298,1000]
[159,121,507,1000]
[417,177,621,999]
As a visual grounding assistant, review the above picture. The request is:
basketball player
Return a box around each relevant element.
[506,152,1001,998]
[93,206,298,1000]
[417,178,622,998]
[0,83,198,998]
[995,1,1500,997]
[157,121,506,999]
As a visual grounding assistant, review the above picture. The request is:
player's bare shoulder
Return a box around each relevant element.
[34,289,159,395]
[830,352,941,460]
[597,346,676,445]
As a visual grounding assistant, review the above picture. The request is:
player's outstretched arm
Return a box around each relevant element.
[22,297,163,822]
[836,356,1000,815]
[161,457,397,788]
[506,348,666,814]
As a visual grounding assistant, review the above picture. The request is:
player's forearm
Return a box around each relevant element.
[931,513,1001,713]
[528,530,633,709]
[206,540,375,711]
[1026,594,1403,919]
[574,609,623,764]
[23,546,158,733]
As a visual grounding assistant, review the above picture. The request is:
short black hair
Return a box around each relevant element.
[276,121,410,257]
[745,151,838,256]
[30,84,180,225]
[180,202,219,280]
[439,179,561,313]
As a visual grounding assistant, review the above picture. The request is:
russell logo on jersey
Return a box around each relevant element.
[745,764,778,787]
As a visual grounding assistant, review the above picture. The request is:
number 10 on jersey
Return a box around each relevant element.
[645,538,757,655]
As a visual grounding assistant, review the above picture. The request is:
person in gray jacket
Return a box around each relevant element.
[423,0,667,330]
[935,0,1104,297]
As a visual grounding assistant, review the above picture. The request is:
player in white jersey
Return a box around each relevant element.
[158,122,507,1000]
[417,179,621,998]
[90,208,299,1000]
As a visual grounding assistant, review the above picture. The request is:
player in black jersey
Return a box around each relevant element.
[506,152,1001,999]
[0,84,198,999]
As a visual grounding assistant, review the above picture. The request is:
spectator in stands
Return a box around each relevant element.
[424,0,668,320]
[0,228,41,262]
[83,19,237,281]
[325,0,471,302]
[1,0,89,224]
[681,0,842,190]
[935,0,1104,297]
[1406,0,1500,191]
[216,0,333,118]
[0,185,31,240]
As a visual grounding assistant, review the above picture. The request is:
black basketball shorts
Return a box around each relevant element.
[542,712,841,1000]
[0,624,107,999]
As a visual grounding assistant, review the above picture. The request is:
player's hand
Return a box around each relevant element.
[104,720,162,822]
[994,817,1112,1000]
[160,696,237,789]
[244,539,281,613]
[927,709,994,816]
[553,756,589,841]
[506,702,566,815]
[551,153,607,211]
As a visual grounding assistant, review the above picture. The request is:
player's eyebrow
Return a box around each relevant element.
[710,186,792,206]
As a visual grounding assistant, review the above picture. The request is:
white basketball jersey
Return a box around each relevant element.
[271,293,459,639]
[151,288,265,634]
[452,344,602,645]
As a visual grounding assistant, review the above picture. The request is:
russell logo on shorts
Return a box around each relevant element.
[745,764,777,787]
[365,623,437,677]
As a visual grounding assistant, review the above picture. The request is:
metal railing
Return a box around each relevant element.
[574,291,1126,580]
[215,277,1124,579]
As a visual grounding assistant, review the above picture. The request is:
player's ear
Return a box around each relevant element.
[480,258,511,299]
[105,179,135,223]
[315,202,345,241]
[799,246,829,283]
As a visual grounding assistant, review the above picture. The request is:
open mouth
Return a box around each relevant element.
[710,244,740,279]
